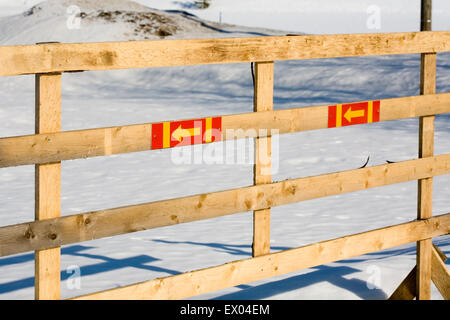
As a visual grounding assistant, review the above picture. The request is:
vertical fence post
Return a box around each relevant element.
[35,72,62,300]
[252,61,274,257]
[417,0,435,300]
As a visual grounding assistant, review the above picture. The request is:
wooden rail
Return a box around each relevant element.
[71,213,450,300]
[0,30,449,300]
[1,153,449,257]
[1,32,450,76]
[1,93,449,168]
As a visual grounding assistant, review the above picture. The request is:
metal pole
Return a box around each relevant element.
[421,0,432,31]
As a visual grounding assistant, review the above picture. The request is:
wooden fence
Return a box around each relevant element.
[0,31,449,300]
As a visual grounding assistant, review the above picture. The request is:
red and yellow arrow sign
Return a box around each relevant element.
[151,117,222,150]
[172,125,201,142]
[344,108,365,122]
[328,100,380,128]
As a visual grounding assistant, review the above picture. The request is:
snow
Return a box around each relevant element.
[0,0,288,45]
[135,0,450,34]
[0,0,449,300]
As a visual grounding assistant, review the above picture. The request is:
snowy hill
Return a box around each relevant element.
[0,0,449,300]
[0,0,289,45]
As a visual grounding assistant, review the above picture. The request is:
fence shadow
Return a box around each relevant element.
[0,245,180,295]
[153,240,389,299]
[152,239,292,256]
[338,237,450,264]
[210,265,387,300]
[1,237,447,296]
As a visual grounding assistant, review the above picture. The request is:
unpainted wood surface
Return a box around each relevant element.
[252,61,273,257]
[71,214,450,300]
[1,32,450,76]
[34,73,61,300]
[1,93,449,168]
[1,154,449,258]
[416,50,436,300]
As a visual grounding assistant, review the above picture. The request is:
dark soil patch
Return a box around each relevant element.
[82,10,178,39]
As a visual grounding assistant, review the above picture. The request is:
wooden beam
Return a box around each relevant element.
[389,245,450,301]
[0,154,449,258]
[34,72,61,300]
[1,93,449,168]
[417,239,433,300]
[70,214,450,300]
[389,267,417,300]
[417,1,436,299]
[252,61,273,257]
[388,244,448,300]
[1,32,450,76]
[431,245,450,300]
[432,244,447,263]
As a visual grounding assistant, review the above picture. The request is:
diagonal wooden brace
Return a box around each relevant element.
[389,266,417,300]
[389,244,449,300]
[431,244,450,299]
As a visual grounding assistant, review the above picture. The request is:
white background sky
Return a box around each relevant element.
[136,0,450,34]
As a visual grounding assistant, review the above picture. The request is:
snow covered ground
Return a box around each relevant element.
[0,0,449,300]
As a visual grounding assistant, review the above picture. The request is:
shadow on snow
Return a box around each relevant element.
[0,236,447,297]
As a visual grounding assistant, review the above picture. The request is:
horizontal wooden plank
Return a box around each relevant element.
[0,125,153,168]
[1,93,449,168]
[1,32,450,76]
[0,154,449,258]
[70,213,450,300]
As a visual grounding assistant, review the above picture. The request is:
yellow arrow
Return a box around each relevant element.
[344,108,365,122]
[172,125,201,142]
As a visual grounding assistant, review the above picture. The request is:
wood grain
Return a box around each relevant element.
[1,32,450,76]
[252,61,273,257]
[389,244,449,300]
[70,214,450,300]
[389,267,416,300]
[416,47,437,300]
[431,245,450,300]
[34,72,61,300]
[1,93,449,168]
[1,154,449,258]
